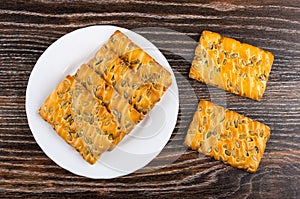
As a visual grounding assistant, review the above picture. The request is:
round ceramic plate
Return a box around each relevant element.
[26,25,179,179]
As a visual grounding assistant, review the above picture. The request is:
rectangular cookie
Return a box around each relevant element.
[105,31,172,115]
[39,76,113,164]
[184,100,270,173]
[74,64,141,149]
[116,49,172,115]
[105,31,172,87]
[88,47,129,86]
[89,30,172,116]
[104,30,140,57]
[189,30,274,101]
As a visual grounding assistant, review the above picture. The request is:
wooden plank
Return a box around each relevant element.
[0,0,299,198]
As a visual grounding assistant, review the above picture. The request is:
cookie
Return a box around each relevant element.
[39,76,113,164]
[189,30,274,101]
[184,100,270,173]
[75,64,141,149]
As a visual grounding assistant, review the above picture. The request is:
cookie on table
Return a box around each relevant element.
[184,100,270,173]
[189,30,274,101]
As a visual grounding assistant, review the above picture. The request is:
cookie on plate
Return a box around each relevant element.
[39,76,113,164]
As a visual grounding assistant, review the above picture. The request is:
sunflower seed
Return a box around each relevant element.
[196,140,202,148]
[227,79,232,88]
[84,136,88,144]
[125,122,132,129]
[234,119,239,128]
[130,59,140,65]
[197,106,202,112]
[219,115,225,123]
[259,130,264,138]
[232,150,236,157]
[206,108,212,114]
[214,147,219,153]
[78,130,83,137]
[206,131,212,139]
[234,84,240,93]
[203,116,207,125]
[207,146,212,153]
[103,68,108,75]
[241,59,247,66]
[92,87,97,96]
[67,133,72,141]
[137,95,142,102]
[63,114,71,120]
[136,63,143,70]
[110,65,115,73]
[124,92,128,99]
[226,121,231,130]
[248,130,256,136]
[87,77,91,85]
[250,56,257,64]
[254,146,259,154]
[245,151,249,157]
[126,43,135,51]
[132,83,138,89]
[121,80,126,87]
[60,100,68,108]
[198,126,203,133]
[230,53,238,59]
[258,74,266,81]
[249,145,254,151]
[89,118,93,125]
[225,150,231,156]
[211,113,216,120]
[220,134,227,140]
[256,60,262,66]
[224,51,229,58]
[111,37,116,43]
[252,155,258,162]
[95,59,103,66]
[239,134,247,139]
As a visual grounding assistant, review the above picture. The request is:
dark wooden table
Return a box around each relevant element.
[1,0,299,198]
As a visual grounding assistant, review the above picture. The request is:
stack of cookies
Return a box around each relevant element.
[39,30,172,164]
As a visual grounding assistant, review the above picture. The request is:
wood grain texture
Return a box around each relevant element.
[0,0,299,198]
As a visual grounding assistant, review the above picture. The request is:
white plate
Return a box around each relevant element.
[26,25,179,179]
